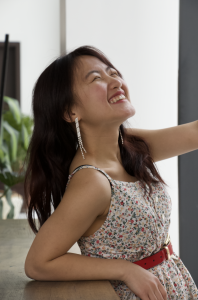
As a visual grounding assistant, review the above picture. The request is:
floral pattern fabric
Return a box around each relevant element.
[66,165,198,299]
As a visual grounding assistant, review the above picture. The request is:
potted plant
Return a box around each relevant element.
[0,96,34,219]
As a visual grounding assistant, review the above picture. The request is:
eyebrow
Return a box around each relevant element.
[84,65,112,80]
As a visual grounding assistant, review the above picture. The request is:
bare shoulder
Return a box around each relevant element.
[66,167,112,198]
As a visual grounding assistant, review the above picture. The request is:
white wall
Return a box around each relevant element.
[66,0,180,255]
[0,0,60,116]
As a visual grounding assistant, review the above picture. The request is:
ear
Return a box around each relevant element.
[63,110,78,123]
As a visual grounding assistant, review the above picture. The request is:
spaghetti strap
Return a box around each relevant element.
[66,164,115,189]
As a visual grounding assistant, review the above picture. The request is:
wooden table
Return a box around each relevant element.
[0,220,120,300]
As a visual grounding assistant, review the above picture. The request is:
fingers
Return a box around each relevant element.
[148,283,167,300]
[153,290,165,300]
[148,292,158,300]
[148,290,166,300]
[157,283,168,300]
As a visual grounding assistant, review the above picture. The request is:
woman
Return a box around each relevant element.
[24,45,198,299]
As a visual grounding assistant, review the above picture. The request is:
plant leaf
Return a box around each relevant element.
[3,185,14,219]
[21,124,29,150]
[0,148,5,161]
[0,160,12,173]
[0,143,12,167]
[3,96,21,124]
[3,121,19,162]
[21,114,34,135]
[0,167,24,187]
[0,115,3,147]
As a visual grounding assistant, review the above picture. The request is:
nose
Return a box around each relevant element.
[109,76,122,90]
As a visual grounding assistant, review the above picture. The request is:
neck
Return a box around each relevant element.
[75,127,123,167]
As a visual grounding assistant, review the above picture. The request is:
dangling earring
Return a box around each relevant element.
[120,129,124,145]
[75,117,87,159]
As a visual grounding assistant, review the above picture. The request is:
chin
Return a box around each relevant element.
[124,106,136,119]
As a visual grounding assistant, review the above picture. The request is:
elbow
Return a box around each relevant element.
[24,264,45,281]
[24,265,35,280]
[24,250,52,281]
[24,258,37,280]
[24,257,43,280]
[24,260,51,281]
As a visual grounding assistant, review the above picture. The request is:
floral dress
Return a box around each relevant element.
[66,164,198,300]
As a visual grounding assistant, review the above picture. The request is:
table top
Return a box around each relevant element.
[0,219,120,300]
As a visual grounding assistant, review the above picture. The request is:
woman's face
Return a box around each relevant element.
[72,55,136,128]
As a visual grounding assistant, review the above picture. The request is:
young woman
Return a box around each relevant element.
[24,45,198,299]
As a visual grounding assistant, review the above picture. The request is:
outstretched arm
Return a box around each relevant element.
[126,120,198,162]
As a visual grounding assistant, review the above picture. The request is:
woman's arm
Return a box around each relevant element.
[126,120,198,162]
[24,167,127,281]
[26,251,129,281]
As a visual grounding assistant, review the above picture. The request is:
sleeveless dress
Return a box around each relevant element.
[65,164,198,300]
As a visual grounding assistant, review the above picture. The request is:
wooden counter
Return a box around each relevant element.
[0,219,120,300]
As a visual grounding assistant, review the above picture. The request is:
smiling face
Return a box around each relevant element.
[71,55,136,129]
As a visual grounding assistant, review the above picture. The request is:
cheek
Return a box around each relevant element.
[123,82,130,97]
[90,83,107,102]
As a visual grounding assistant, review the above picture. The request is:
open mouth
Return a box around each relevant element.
[108,94,126,104]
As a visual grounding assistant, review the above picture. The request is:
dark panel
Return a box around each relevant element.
[0,42,20,104]
[178,0,198,285]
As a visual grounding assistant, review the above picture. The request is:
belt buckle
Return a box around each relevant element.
[162,233,172,260]
[163,244,171,260]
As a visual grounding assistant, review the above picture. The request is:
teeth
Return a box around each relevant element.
[109,94,126,103]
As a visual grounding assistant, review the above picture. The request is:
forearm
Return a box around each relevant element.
[194,120,198,147]
[28,252,130,282]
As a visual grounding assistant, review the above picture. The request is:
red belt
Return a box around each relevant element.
[133,241,174,270]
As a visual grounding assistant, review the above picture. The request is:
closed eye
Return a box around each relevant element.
[111,72,118,75]
[93,72,119,81]
[93,76,101,81]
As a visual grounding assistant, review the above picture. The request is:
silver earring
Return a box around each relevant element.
[75,117,87,159]
[120,129,123,145]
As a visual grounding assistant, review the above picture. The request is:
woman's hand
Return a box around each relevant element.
[122,262,167,300]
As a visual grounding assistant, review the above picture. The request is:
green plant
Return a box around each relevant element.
[0,96,34,219]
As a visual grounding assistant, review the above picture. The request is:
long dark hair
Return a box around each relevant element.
[23,45,168,234]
